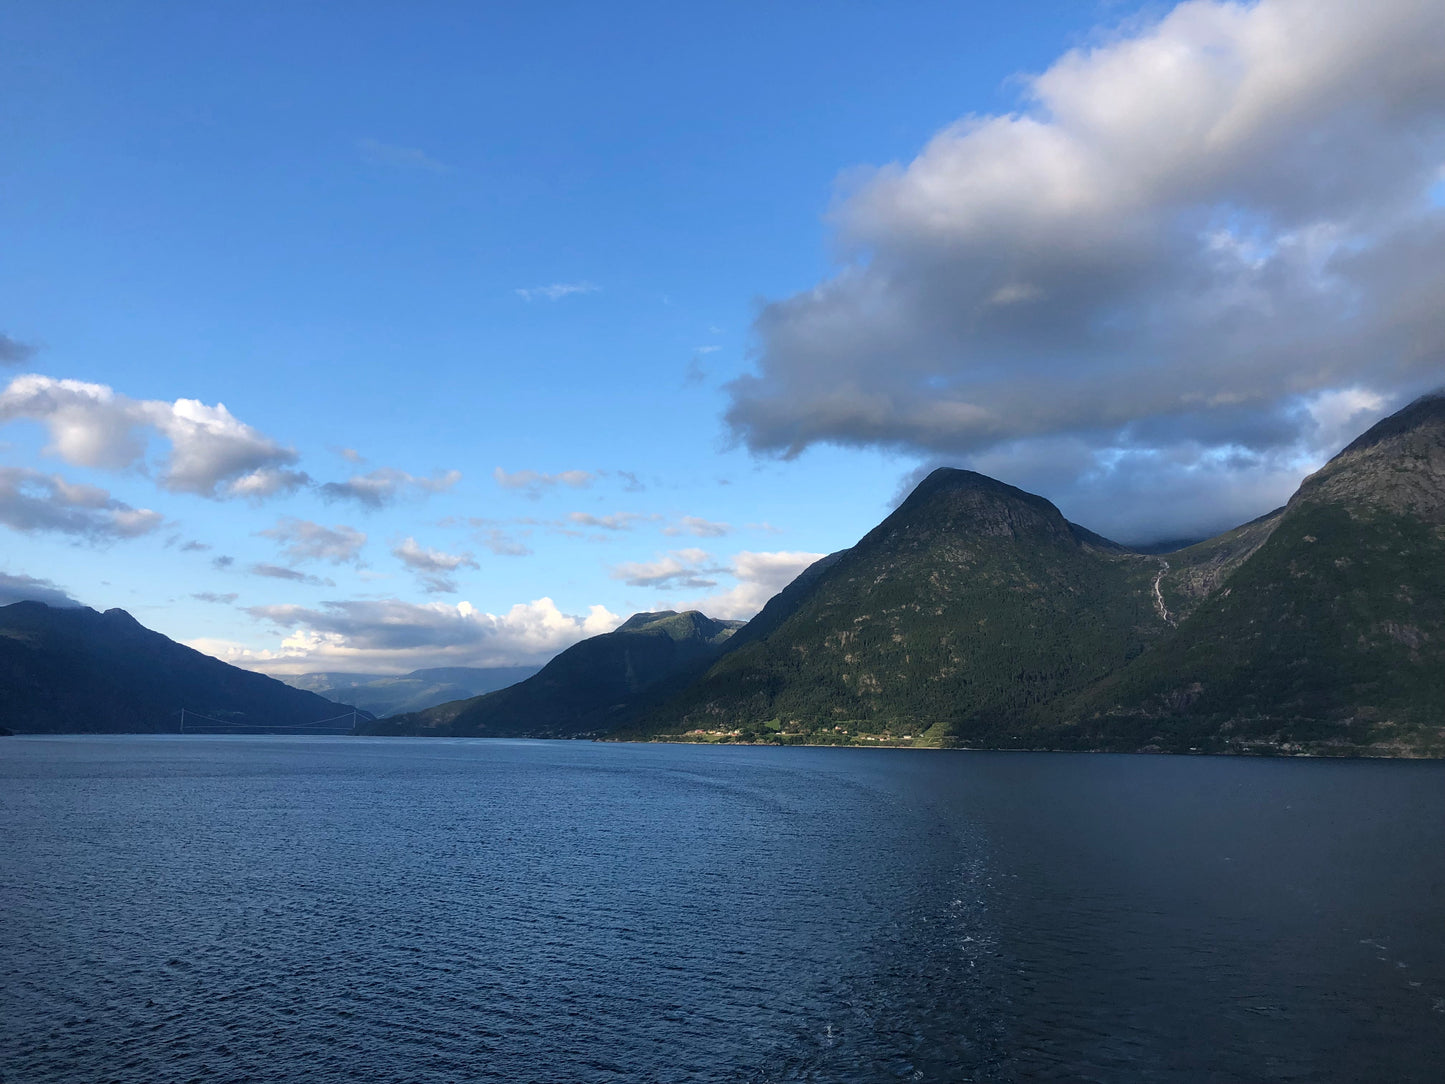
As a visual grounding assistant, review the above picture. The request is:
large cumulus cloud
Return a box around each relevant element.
[727,0,1445,539]
[0,374,308,498]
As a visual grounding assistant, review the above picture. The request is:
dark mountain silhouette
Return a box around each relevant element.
[0,602,356,733]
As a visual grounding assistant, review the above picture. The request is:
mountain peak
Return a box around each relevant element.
[1335,389,1445,459]
[881,466,1079,547]
[616,610,681,632]
[1296,389,1445,521]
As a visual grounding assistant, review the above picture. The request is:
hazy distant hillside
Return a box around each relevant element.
[284,665,540,717]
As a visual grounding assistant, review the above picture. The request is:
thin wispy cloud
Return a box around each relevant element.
[514,282,600,302]
[568,511,653,532]
[248,563,335,588]
[260,517,367,565]
[0,333,38,366]
[357,137,447,172]
[494,467,596,498]
[320,467,462,508]
[664,515,732,538]
[477,527,533,557]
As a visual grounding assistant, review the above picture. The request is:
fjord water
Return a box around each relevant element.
[2,739,1442,1083]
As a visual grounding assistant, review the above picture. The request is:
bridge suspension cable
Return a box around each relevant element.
[178,707,361,734]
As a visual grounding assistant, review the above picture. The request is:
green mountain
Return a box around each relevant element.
[625,392,1445,756]
[1066,392,1445,756]
[282,665,540,717]
[0,602,356,733]
[620,470,1171,746]
[372,610,744,738]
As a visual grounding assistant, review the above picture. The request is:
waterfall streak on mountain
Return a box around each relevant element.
[1152,561,1174,627]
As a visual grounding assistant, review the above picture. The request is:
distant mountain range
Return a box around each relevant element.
[8,392,1442,755]
[282,666,540,717]
[0,602,355,733]
[370,610,743,738]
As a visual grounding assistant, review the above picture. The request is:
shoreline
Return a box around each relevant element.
[6,730,1441,759]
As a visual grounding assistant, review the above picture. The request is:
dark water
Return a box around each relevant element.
[2,738,1443,1083]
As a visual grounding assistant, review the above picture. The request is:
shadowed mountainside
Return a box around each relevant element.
[371,610,743,738]
[0,602,355,733]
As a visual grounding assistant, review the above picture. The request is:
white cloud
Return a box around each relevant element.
[726,0,1445,537]
[260,517,367,565]
[493,466,596,498]
[568,511,651,531]
[0,374,307,499]
[672,550,828,621]
[221,596,621,674]
[392,536,480,594]
[514,282,600,302]
[0,466,164,541]
[320,467,462,508]
[392,537,477,574]
[610,547,724,589]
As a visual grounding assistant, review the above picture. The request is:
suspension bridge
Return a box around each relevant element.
[177,708,363,735]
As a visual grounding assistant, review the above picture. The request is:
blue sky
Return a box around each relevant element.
[3,0,1443,674]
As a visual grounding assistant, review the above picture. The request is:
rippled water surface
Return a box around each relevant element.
[2,737,1443,1082]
